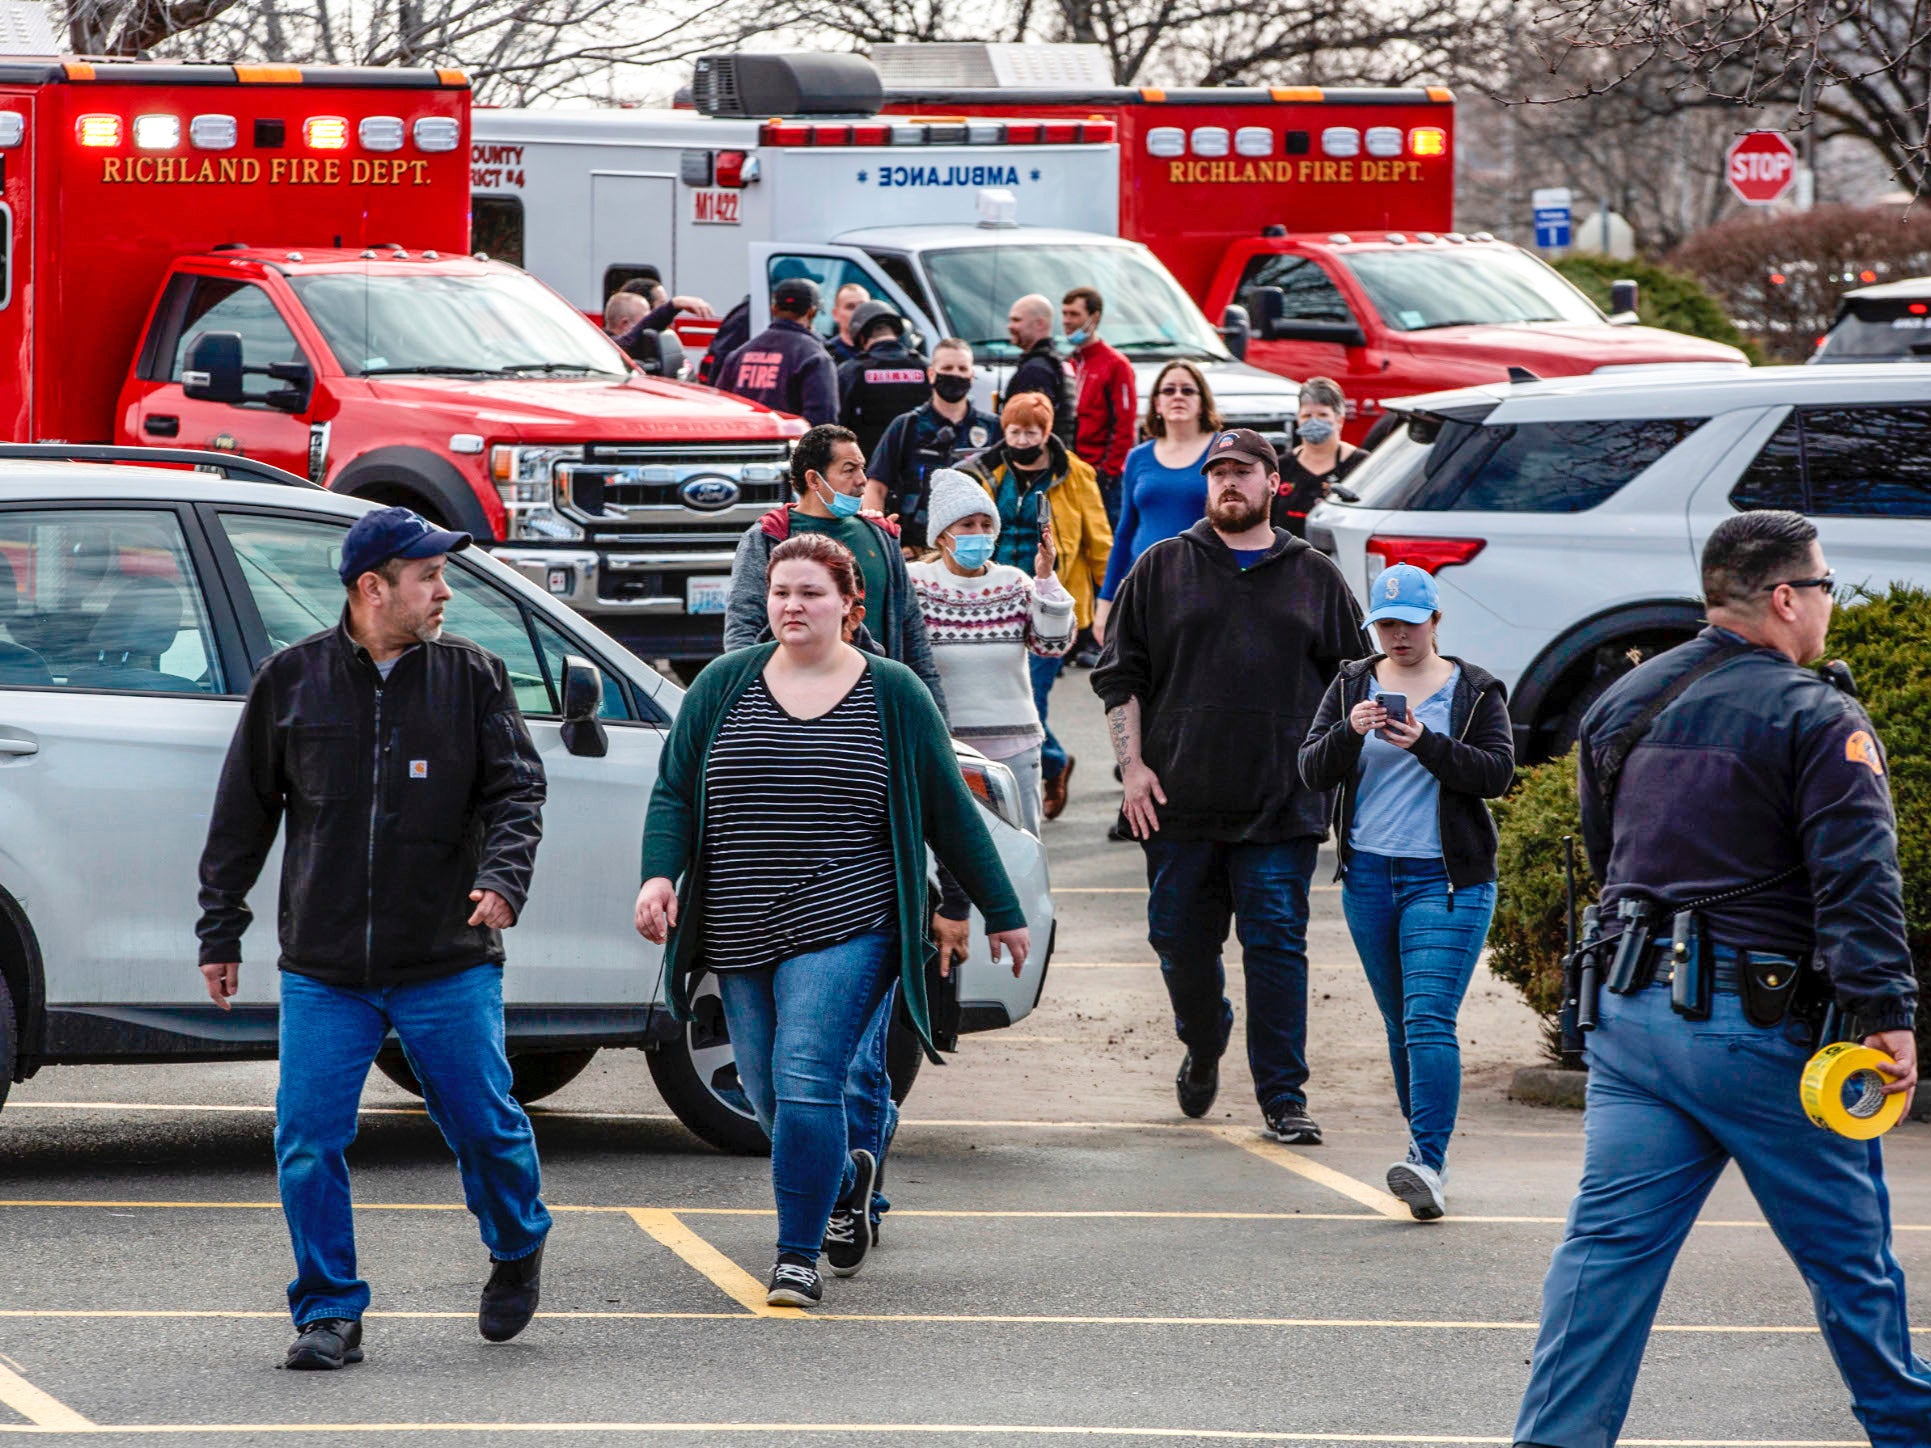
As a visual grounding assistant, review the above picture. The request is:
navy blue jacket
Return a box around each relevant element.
[1578,626,1916,1033]
[869,400,1002,548]
[1005,339,1076,446]
[717,318,838,425]
[837,337,931,460]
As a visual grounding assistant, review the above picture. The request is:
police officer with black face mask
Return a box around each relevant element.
[862,337,1000,553]
[837,301,932,462]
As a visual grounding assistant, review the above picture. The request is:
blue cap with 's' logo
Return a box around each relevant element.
[1363,562,1439,626]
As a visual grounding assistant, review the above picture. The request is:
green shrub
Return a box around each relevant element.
[1491,586,1931,1065]
[1552,254,1763,364]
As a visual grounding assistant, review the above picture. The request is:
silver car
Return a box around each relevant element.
[0,447,1055,1152]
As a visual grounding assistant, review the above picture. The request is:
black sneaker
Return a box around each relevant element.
[1262,1104,1323,1145]
[1175,1051,1219,1118]
[478,1241,544,1342]
[767,1258,823,1308]
[823,1148,877,1278]
[284,1317,363,1370]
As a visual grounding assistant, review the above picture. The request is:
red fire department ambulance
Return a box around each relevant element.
[0,55,802,667]
[878,44,1747,442]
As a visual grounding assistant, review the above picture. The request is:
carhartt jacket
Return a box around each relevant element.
[195,620,546,986]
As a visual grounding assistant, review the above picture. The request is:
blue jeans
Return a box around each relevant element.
[1144,837,1318,1114]
[276,965,551,1326]
[717,931,897,1260]
[1029,650,1068,783]
[1516,983,1931,1447]
[844,983,900,1225]
[1340,852,1494,1172]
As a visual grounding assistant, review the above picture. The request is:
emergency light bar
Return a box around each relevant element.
[65,107,458,154]
[756,116,1116,147]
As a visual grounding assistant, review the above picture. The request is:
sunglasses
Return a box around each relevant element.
[1157,385,1200,397]
[1764,572,1839,601]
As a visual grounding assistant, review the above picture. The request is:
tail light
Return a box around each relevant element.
[714,149,750,186]
[1365,535,1485,585]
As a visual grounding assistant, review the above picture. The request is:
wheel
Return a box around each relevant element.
[0,971,14,1115]
[375,1047,598,1106]
[1540,634,1692,759]
[646,971,926,1156]
[646,971,769,1154]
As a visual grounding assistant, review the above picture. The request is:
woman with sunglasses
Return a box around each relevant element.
[1092,360,1223,649]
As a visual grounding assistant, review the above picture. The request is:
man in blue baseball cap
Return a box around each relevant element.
[196,504,551,1370]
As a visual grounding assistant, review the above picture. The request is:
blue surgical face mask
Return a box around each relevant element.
[948,533,996,570]
[1067,327,1091,347]
[816,476,863,519]
[1297,417,1338,446]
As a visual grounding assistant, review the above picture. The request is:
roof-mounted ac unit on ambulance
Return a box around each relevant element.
[691,53,883,118]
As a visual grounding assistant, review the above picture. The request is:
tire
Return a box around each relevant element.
[375,1047,597,1106]
[1542,634,1691,759]
[646,971,925,1156]
[0,971,14,1116]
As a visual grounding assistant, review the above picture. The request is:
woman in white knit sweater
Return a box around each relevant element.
[909,469,1074,836]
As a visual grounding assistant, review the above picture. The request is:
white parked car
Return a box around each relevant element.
[1811,276,1931,365]
[0,446,1054,1153]
[1307,364,1931,760]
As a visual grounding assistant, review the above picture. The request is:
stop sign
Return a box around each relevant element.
[1727,130,1798,205]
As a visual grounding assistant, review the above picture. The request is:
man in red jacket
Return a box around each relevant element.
[1063,286,1138,527]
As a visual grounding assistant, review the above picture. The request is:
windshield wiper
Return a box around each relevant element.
[495,361,614,376]
[360,365,499,377]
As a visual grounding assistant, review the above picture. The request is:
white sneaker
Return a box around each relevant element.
[1387,1160,1447,1221]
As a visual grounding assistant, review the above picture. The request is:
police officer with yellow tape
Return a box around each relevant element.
[1514,510,1929,1448]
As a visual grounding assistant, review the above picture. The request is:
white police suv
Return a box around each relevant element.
[0,446,1054,1152]
[1307,365,1931,761]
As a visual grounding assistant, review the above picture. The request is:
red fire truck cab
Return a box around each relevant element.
[879,45,1747,442]
[0,57,802,665]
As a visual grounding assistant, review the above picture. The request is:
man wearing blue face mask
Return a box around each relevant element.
[1273,376,1366,538]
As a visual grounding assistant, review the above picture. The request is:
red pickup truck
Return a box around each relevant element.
[1,57,801,668]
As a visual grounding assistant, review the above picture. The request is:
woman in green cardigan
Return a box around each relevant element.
[635,533,1030,1309]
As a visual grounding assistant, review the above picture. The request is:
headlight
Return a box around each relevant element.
[489,445,585,541]
[959,753,1026,834]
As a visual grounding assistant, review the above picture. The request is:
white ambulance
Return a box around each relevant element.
[470,53,1302,444]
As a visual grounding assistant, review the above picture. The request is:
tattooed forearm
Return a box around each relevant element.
[1106,700,1140,769]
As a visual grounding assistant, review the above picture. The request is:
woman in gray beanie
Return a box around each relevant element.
[908,469,1074,840]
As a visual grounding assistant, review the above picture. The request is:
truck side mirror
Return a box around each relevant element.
[1608,278,1640,324]
[264,360,314,414]
[625,328,687,378]
[1244,285,1286,337]
[559,655,609,758]
[182,332,246,404]
[1219,303,1252,361]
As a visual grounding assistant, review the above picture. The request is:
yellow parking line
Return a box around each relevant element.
[0,1361,93,1430]
[1209,1127,1410,1219]
[624,1209,801,1319]
[0,1423,1869,1443]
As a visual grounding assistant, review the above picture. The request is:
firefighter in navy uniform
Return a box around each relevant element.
[1514,510,1929,1448]
[836,301,931,461]
[863,336,1001,552]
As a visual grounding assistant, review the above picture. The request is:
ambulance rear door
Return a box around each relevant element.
[0,91,29,441]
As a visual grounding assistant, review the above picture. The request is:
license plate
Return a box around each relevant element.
[686,576,731,615]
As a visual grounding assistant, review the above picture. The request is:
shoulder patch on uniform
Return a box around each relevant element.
[1846,729,1884,776]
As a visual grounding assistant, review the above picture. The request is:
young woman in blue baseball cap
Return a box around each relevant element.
[1298,562,1516,1220]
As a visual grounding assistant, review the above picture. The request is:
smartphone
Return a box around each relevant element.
[1378,692,1409,724]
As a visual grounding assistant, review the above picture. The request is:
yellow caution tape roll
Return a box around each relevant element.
[1800,1042,1907,1139]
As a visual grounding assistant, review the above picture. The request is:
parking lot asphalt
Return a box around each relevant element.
[2,678,1927,1447]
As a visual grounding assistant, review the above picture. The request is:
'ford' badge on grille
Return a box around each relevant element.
[680,475,742,511]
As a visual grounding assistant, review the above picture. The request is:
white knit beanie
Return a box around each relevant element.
[925,468,999,543]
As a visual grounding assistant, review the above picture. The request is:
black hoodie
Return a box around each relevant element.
[1091,520,1362,842]
[1298,654,1515,889]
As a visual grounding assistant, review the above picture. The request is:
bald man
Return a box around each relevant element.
[603,292,648,337]
[1003,294,1075,447]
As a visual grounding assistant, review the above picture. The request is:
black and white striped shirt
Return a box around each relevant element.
[700,670,896,972]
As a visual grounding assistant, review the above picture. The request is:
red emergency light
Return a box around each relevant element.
[1911,303,1928,315]
[304,116,349,150]
[1409,127,1446,156]
[755,116,1113,147]
[75,113,120,147]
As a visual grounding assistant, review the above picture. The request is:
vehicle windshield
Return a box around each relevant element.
[1343,247,1603,331]
[289,269,630,378]
[1814,298,1931,362]
[921,244,1232,363]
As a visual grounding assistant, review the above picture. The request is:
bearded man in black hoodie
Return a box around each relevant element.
[1091,428,1362,1145]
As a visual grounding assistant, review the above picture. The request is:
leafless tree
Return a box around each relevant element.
[1532,0,1931,194]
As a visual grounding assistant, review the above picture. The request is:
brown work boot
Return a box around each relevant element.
[1042,754,1075,820]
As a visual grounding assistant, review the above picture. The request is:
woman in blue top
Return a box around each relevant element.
[1298,564,1515,1222]
[1091,359,1222,647]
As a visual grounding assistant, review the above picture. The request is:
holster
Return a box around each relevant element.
[1668,911,1711,1021]
[1604,901,1655,995]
